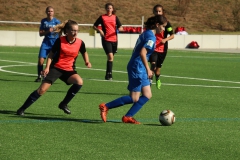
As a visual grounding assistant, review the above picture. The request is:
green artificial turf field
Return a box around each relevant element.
[0,46,239,159]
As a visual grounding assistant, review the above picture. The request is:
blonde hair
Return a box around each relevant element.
[53,20,78,36]
[45,6,54,13]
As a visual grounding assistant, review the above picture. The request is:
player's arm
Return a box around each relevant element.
[93,16,104,37]
[39,19,54,37]
[41,51,53,77]
[140,47,152,79]
[80,41,92,68]
[162,22,174,43]
[39,28,54,37]
[116,16,124,32]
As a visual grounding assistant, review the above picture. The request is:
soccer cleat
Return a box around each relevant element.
[122,116,141,124]
[34,77,41,82]
[105,72,113,80]
[58,103,71,114]
[16,109,24,116]
[99,103,108,122]
[156,79,161,89]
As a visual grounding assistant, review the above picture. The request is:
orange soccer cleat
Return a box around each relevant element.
[122,116,141,124]
[99,103,109,122]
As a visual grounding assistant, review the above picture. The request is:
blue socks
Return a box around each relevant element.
[106,95,149,117]
[106,95,133,109]
[61,84,82,104]
[125,96,149,117]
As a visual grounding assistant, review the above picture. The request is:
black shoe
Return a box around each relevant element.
[105,72,113,80]
[105,76,113,80]
[34,77,41,82]
[16,109,24,116]
[58,103,71,114]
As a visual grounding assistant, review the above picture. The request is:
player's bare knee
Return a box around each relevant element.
[37,88,47,95]
[132,97,139,103]
[145,93,152,99]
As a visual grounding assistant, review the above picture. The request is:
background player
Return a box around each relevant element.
[149,4,174,89]
[93,3,124,80]
[35,6,61,82]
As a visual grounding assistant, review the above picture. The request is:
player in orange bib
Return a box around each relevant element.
[17,20,92,116]
[149,4,174,89]
[93,3,124,80]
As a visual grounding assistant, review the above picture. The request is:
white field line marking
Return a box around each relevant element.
[82,78,240,89]
[1,52,240,58]
[162,75,240,84]
[0,59,240,88]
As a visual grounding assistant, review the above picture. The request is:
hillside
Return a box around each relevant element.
[0,0,239,34]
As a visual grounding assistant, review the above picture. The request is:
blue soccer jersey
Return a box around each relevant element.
[39,18,60,58]
[127,30,156,92]
[40,17,61,40]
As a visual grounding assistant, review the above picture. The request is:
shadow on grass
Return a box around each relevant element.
[0,110,103,124]
[47,91,127,96]
[1,110,155,125]
[0,110,63,117]
[0,78,35,82]
[143,123,163,127]
[20,116,104,124]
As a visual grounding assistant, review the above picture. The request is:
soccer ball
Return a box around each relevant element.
[159,110,175,126]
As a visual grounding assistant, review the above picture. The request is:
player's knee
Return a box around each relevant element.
[75,78,83,85]
[144,93,152,99]
[37,87,47,95]
[132,97,139,103]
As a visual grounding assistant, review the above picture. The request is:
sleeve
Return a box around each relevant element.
[143,34,155,50]
[166,21,174,35]
[93,16,102,27]
[116,16,122,28]
[39,19,44,30]
[79,41,87,54]
[51,38,61,53]
[144,39,155,50]
[56,18,61,25]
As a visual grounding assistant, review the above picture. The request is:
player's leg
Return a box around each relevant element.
[99,95,134,122]
[16,82,52,115]
[36,44,48,82]
[17,67,61,115]
[122,73,152,124]
[102,40,114,80]
[149,52,158,85]
[58,71,83,114]
[155,52,167,89]
[123,75,152,124]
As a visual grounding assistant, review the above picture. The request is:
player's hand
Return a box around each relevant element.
[147,69,153,79]
[161,39,167,44]
[85,62,92,68]
[49,27,54,32]
[41,68,49,78]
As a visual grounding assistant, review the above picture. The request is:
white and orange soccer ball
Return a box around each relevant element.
[159,110,175,126]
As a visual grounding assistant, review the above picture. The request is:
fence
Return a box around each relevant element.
[1,21,240,49]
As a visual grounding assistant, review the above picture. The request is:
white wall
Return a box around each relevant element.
[0,30,239,49]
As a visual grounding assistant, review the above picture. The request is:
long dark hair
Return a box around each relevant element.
[152,4,165,17]
[144,15,167,30]
[105,3,116,14]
